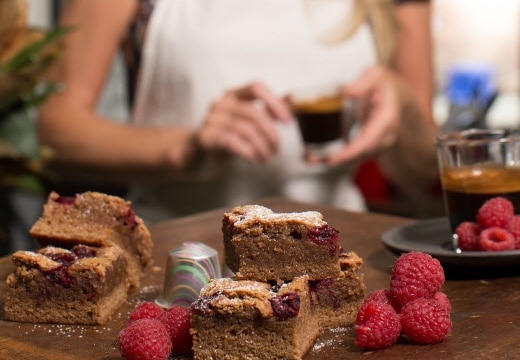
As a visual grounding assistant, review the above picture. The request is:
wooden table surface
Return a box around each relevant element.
[1,197,519,359]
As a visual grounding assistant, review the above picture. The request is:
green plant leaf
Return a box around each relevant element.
[3,26,73,73]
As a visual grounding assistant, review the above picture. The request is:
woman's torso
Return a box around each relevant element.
[125,0,377,221]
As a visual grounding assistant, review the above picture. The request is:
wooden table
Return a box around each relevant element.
[1,198,519,359]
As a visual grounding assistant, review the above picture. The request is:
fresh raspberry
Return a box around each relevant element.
[507,215,520,249]
[158,306,193,355]
[118,318,172,360]
[354,301,402,350]
[363,289,392,305]
[433,291,452,314]
[129,301,165,323]
[476,197,514,229]
[390,252,445,307]
[479,227,515,251]
[400,298,451,344]
[455,221,481,251]
[363,289,401,312]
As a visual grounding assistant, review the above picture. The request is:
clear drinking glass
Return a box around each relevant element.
[291,85,357,159]
[435,129,520,248]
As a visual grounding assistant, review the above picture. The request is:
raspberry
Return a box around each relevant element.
[118,318,172,360]
[400,298,451,344]
[129,301,165,323]
[271,293,301,319]
[363,289,401,312]
[354,301,401,350]
[479,227,515,251]
[476,197,514,229]
[455,221,481,251]
[507,215,520,249]
[433,291,452,314]
[389,252,444,307]
[158,306,193,355]
[363,289,392,305]
[307,225,341,255]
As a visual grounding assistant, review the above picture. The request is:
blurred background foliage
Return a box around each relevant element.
[0,0,70,192]
[1,0,70,254]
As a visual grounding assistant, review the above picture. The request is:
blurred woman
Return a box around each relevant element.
[38,0,438,222]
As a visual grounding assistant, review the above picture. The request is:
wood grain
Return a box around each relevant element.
[1,197,519,359]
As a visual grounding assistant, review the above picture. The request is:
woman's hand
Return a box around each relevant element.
[196,81,292,164]
[312,66,402,166]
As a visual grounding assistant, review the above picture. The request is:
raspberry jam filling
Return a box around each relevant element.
[52,195,77,205]
[72,244,98,258]
[121,209,138,230]
[191,292,221,314]
[43,265,75,288]
[307,225,341,255]
[270,293,300,319]
[309,278,341,308]
[39,245,97,287]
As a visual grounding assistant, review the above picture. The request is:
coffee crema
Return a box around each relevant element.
[441,165,520,232]
[293,95,343,144]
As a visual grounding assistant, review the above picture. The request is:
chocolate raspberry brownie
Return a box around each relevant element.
[4,245,129,325]
[29,191,153,288]
[190,276,318,360]
[309,251,366,328]
[223,205,342,282]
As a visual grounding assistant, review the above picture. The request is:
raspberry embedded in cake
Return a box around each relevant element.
[271,292,301,319]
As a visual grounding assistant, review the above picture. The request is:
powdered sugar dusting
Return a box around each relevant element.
[21,323,114,338]
[230,205,325,227]
[312,326,351,353]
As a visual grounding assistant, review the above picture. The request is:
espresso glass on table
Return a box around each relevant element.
[290,86,357,159]
[435,129,520,249]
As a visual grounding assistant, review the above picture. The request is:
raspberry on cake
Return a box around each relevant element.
[29,191,153,288]
[4,244,129,325]
[222,205,342,282]
[190,276,319,360]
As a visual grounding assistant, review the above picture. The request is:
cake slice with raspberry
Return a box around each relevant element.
[222,205,342,282]
[29,191,153,287]
[3,244,129,325]
[309,251,366,328]
[190,276,319,360]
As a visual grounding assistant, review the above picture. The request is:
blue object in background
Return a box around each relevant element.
[443,64,498,131]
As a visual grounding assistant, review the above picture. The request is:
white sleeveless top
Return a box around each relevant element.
[130,0,377,221]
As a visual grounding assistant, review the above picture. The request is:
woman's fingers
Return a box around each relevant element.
[322,67,401,166]
[235,81,293,122]
[198,82,292,163]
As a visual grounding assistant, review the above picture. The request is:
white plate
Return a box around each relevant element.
[381,217,520,267]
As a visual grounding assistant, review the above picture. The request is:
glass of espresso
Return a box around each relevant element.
[436,129,520,248]
[291,87,356,158]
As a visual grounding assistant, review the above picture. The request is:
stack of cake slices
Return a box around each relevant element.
[3,191,153,325]
[190,205,365,360]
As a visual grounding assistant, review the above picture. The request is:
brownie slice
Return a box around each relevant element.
[223,205,342,282]
[309,251,366,328]
[29,191,153,288]
[190,276,319,360]
[3,245,129,325]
